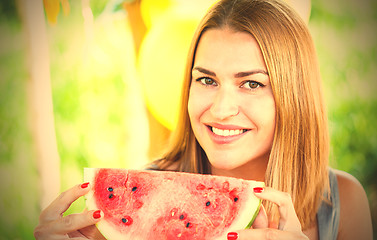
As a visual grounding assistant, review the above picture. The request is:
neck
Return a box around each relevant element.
[210,155,268,181]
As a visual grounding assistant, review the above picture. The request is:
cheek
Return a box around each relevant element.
[188,87,209,122]
[262,105,276,127]
[245,97,276,131]
[187,89,196,121]
[262,102,276,138]
[187,90,201,130]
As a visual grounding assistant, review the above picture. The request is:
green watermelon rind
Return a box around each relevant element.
[245,196,262,229]
[215,180,264,239]
[84,168,264,240]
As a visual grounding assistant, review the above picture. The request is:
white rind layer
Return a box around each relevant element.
[84,168,135,240]
[216,181,264,239]
[84,168,264,240]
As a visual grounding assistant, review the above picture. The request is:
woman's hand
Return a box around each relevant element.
[34,182,106,240]
[227,187,308,240]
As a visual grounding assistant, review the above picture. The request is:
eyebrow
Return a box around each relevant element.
[192,66,269,78]
[192,67,217,76]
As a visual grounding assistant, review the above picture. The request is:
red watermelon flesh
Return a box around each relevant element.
[84,168,264,240]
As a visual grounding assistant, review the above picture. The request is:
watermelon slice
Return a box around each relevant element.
[84,168,264,240]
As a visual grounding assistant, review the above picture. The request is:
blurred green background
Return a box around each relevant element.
[0,0,376,239]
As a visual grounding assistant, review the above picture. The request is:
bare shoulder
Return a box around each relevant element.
[333,169,373,240]
[334,169,365,194]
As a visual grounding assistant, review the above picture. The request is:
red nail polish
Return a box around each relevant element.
[93,210,101,219]
[253,187,264,193]
[227,232,238,240]
[81,182,89,188]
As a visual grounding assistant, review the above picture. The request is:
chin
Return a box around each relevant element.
[208,156,245,171]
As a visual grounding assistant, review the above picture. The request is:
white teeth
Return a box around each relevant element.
[211,127,245,137]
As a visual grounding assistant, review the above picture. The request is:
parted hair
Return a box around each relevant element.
[153,0,329,229]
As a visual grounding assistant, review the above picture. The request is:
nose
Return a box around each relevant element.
[209,87,239,120]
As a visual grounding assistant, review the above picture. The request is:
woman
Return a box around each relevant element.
[34,0,373,239]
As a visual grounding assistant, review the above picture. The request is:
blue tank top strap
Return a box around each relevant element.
[317,168,340,240]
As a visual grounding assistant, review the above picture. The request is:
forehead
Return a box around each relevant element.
[193,28,266,71]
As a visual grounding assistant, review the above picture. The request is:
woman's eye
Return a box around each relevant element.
[197,77,217,86]
[241,81,264,90]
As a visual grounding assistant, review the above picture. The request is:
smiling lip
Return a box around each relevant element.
[206,124,249,144]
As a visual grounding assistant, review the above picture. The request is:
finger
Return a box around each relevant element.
[78,225,107,239]
[40,182,91,222]
[253,187,301,231]
[68,231,86,238]
[233,228,308,240]
[34,210,101,240]
[251,204,268,229]
[50,210,103,235]
[34,223,88,240]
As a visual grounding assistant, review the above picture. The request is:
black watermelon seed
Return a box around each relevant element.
[186,222,191,228]
[206,201,211,206]
[107,187,113,192]
[122,216,133,225]
[132,186,137,192]
[234,197,239,202]
[179,214,185,220]
[109,193,114,199]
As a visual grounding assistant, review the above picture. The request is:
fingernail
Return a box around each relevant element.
[93,210,102,219]
[81,182,89,188]
[227,232,238,240]
[253,187,264,193]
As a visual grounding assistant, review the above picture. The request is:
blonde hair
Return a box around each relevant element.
[154,0,329,229]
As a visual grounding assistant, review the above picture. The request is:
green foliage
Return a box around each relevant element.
[0,0,19,22]
[90,0,125,18]
[329,99,377,175]
[0,21,40,239]
[90,0,109,17]
[329,99,377,205]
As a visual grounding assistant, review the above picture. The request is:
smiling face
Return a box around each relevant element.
[188,28,276,177]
